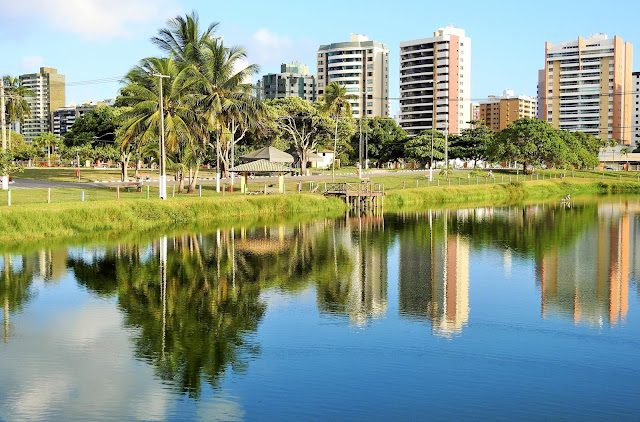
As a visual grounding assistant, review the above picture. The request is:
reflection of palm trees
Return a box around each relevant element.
[1,254,36,343]
[67,223,349,397]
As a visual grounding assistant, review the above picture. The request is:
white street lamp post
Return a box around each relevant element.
[153,73,170,200]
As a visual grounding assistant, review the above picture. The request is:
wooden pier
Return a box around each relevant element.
[324,182,384,212]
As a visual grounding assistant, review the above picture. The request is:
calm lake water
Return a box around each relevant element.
[2,198,640,421]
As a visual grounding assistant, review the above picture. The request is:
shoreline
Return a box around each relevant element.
[2,179,640,246]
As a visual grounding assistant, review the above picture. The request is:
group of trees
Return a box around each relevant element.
[401,118,607,171]
[2,12,610,186]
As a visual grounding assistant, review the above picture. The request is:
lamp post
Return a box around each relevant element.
[153,73,170,200]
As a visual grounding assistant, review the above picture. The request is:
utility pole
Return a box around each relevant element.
[1,78,8,191]
[153,73,170,200]
[358,118,363,179]
[429,127,434,181]
[1,78,6,152]
[364,116,368,169]
[444,121,449,171]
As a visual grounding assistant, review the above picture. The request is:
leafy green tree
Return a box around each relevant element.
[63,106,119,147]
[267,97,333,173]
[405,129,445,167]
[350,117,407,166]
[449,120,493,168]
[0,151,23,178]
[488,118,562,170]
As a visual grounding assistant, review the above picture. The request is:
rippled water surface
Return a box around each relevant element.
[2,198,640,421]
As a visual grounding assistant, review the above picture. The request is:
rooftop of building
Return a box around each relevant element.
[318,34,387,51]
[479,89,537,104]
[400,26,469,47]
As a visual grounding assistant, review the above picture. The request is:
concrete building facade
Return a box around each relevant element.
[256,62,316,102]
[19,67,65,142]
[317,34,390,118]
[399,26,471,136]
[478,89,537,132]
[540,34,633,144]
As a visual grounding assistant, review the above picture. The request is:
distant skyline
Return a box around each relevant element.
[1,0,638,116]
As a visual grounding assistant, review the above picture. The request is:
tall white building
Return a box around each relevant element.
[540,33,633,143]
[19,67,65,141]
[399,26,471,136]
[317,34,390,118]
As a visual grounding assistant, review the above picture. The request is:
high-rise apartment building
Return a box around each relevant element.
[399,26,471,136]
[633,72,640,146]
[19,67,65,141]
[478,89,537,132]
[256,62,316,102]
[317,34,390,118]
[540,34,633,143]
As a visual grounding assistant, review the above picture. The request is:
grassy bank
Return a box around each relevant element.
[385,179,640,208]
[0,194,346,244]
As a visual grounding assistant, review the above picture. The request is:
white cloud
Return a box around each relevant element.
[20,55,44,71]
[2,0,181,41]
[247,28,317,69]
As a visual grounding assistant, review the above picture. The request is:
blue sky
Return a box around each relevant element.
[1,0,637,116]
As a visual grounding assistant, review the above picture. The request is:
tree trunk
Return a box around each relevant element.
[121,153,130,181]
[178,170,185,193]
[187,164,200,193]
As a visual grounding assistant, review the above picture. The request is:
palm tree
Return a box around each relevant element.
[151,12,262,192]
[33,132,60,166]
[2,76,33,150]
[185,37,262,189]
[318,82,357,182]
[118,57,203,188]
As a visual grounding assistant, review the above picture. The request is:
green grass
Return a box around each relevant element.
[384,178,640,208]
[0,194,347,244]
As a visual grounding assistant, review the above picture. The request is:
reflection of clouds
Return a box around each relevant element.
[0,301,171,421]
[196,396,245,422]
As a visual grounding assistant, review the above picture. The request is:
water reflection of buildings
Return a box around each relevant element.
[344,216,388,326]
[536,203,634,326]
[398,210,470,337]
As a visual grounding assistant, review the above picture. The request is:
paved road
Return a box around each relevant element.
[8,169,433,190]
[9,179,103,189]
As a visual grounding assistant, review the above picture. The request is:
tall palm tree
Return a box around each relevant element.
[186,38,263,187]
[118,57,203,188]
[151,12,262,192]
[2,76,33,150]
[151,11,219,66]
[319,82,357,182]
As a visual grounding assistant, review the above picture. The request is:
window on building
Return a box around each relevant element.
[367,87,373,92]
[367,110,372,115]
[367,72,373,76]
[367,57,373,62]
[367,64,373,69]
[367,79,373,84]
[318,68,323,72]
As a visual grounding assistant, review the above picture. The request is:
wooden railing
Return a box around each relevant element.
[325,182,384,195]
